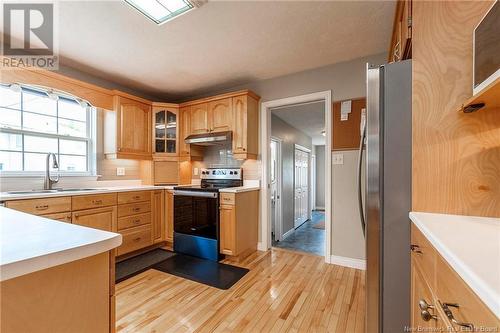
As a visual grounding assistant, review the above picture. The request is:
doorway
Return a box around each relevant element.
[261,91,332,262]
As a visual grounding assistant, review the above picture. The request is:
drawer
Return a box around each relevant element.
[411,223,436,289]
[72,193,117,211]
[117,201,151,217]
[41,212,72,223]
[117,225,152,256]
[117,212,151,231]
[117,191,151,204]
[435,255,498,331]
[5,197,71,215]
[220,193,235,205]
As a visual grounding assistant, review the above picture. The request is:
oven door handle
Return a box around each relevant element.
[173,190,218,198]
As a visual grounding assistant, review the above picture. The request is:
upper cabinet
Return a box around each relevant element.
[190,103,210,134]
[152,103,179,157]
[208,97,233,132]
[104,93,152,160]
[389,0,412,62]
[232,94,259,159]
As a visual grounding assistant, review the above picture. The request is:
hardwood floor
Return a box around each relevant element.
[116,248,365,333]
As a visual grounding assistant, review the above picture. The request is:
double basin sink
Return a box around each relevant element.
[6,188,98,195]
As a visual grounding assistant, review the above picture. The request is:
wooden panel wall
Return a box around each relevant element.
[412,1,500,217]
[332,98,366,151]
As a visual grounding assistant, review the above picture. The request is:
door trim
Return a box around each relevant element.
[260,90,333,263]
[271,136,283,242]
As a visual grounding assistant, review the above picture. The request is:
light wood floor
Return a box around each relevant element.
[116,248,365,333]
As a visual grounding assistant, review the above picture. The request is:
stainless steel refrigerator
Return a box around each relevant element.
[357,60,412,333]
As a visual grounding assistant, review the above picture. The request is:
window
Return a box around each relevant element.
[0,84,96,175]
[125,0,195,25]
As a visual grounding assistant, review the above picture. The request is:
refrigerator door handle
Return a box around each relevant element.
[357,109,367,237]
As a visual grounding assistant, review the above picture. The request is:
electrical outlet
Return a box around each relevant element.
[332,153,344,165]
[116,167,126,176]
[193,168,199,176]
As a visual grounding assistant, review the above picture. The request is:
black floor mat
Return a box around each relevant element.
[116,248,176,283]
[153,254,249,290]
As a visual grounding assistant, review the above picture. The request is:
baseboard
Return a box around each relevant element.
[314,206,325,211]
[257,242,267,252]
[330,255,366,270]
[282,228,294,240]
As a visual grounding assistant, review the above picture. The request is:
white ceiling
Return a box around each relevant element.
[8,1,395,100]
[272,101,326,145]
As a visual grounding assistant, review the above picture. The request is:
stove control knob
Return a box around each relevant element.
[234,171,238,175]
[229,171,234,175]
[212,171,216,175]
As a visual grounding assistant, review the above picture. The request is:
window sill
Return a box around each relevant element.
[0,172,99,179]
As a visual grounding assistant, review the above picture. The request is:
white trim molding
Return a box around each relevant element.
[330,255,366,270]
[282,228,294,240]
[260,90,333,264]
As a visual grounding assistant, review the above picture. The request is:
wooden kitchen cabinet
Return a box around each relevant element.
[72,206,117,232]
[232,94,259,159]
[5,196,71,215]
[190,103,210,134]
[208,97,233,132]
[152,103,179,157]
[151,190,165,243]
[165,190,174,244]
[179,106,203,159]
[41,212,72,223]
[218,191,259,258]
[410,224,499,331]
[388,0,412,62]
[104,94,152,160]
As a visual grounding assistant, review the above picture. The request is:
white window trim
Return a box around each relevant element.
[0,87,97,177]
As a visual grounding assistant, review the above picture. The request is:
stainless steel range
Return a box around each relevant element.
[173,168,243,261]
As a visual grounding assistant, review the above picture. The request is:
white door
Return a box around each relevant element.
[271,138,282,241]
[294,146,310,228]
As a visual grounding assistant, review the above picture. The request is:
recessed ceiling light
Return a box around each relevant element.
[125,0,196,25]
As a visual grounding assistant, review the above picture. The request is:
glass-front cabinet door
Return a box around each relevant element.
[152,105,179,156]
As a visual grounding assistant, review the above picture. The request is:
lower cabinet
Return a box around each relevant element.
[152,190,165,243]
[411,224,499,332]
[41,211,72,223]
[72,206,117,231]
[165,190,174,243]
[219,191,259,257]
[117,225,152,256]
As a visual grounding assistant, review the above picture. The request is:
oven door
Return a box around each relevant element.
[173,190,219,239]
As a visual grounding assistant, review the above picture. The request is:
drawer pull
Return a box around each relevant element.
[132,207,141,212]
[418,299,434,311]
[440,302,474,331]
[35,204,49,210]
[133,219,141,224]
[420,310,437,322]
[92,199,103,205]
[133,237,142,242]
[410,244,423,254]
[133,195,141,200]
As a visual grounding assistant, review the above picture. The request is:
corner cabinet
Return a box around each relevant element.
[104,93,152,160]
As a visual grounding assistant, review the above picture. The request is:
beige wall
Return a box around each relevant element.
[314,145,326,209]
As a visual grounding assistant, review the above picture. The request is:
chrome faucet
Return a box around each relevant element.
[44,153,60,190]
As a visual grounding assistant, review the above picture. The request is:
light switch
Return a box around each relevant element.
[193,168,199,176]
[332,153,344,165]
[116,167,125,176]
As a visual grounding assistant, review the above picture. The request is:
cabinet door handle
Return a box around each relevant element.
[410,244,422,254]
[35,204,49,210]
[420,310,437,322]
[440,302,474,331]
[418,299,434,311]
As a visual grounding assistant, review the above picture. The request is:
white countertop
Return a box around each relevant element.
[0,207,122,281]
[219,185,260,193]
[409,212,500,318]
[0,185,174,201]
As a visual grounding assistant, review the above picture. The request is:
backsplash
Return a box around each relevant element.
[192,143,261,180]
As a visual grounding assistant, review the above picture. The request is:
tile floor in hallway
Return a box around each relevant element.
[272,211,325,256]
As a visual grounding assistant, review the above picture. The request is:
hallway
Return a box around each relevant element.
[272,211,325,256]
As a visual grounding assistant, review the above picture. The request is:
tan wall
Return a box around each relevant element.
[412,1,500,217]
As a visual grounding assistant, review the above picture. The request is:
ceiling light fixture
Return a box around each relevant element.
[125,0,199,25]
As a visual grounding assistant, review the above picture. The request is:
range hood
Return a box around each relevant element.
[184,131,232,146]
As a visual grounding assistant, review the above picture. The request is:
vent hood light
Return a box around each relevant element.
[125,0,196,25]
